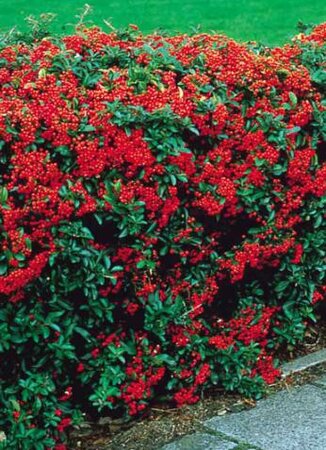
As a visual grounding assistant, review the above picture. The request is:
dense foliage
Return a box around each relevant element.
[0,21,325,449]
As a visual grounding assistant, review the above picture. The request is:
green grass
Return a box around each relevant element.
[0,0,326,45]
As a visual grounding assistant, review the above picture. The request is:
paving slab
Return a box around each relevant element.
[281,348,326,377]
[205,384,326,450]
[160,433,236,450]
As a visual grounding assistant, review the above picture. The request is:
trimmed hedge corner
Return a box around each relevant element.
[0,22,325,449]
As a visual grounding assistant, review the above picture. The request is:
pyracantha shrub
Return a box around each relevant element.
[0,20,325,449]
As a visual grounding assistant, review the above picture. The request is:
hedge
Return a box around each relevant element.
[0,21,325,449]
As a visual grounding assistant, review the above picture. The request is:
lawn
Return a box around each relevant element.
[0,0,325,45]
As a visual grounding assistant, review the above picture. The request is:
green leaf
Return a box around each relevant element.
[0,187,8,203]
[103,256,111,269]
[75,326,91,341]
[275,280,289,293]
[286,126,301,135]
[0,261,7,275]
[136,260,146,269]
[289,92,298,107]
[314,215,323,228]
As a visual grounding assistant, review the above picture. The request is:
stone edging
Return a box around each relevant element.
[281,348,326,378]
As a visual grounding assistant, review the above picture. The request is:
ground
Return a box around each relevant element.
[0,0,325,45]
[70,363,326,450]
[69,321,326,450]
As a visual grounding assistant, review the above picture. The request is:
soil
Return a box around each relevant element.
[69,319,326,450]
